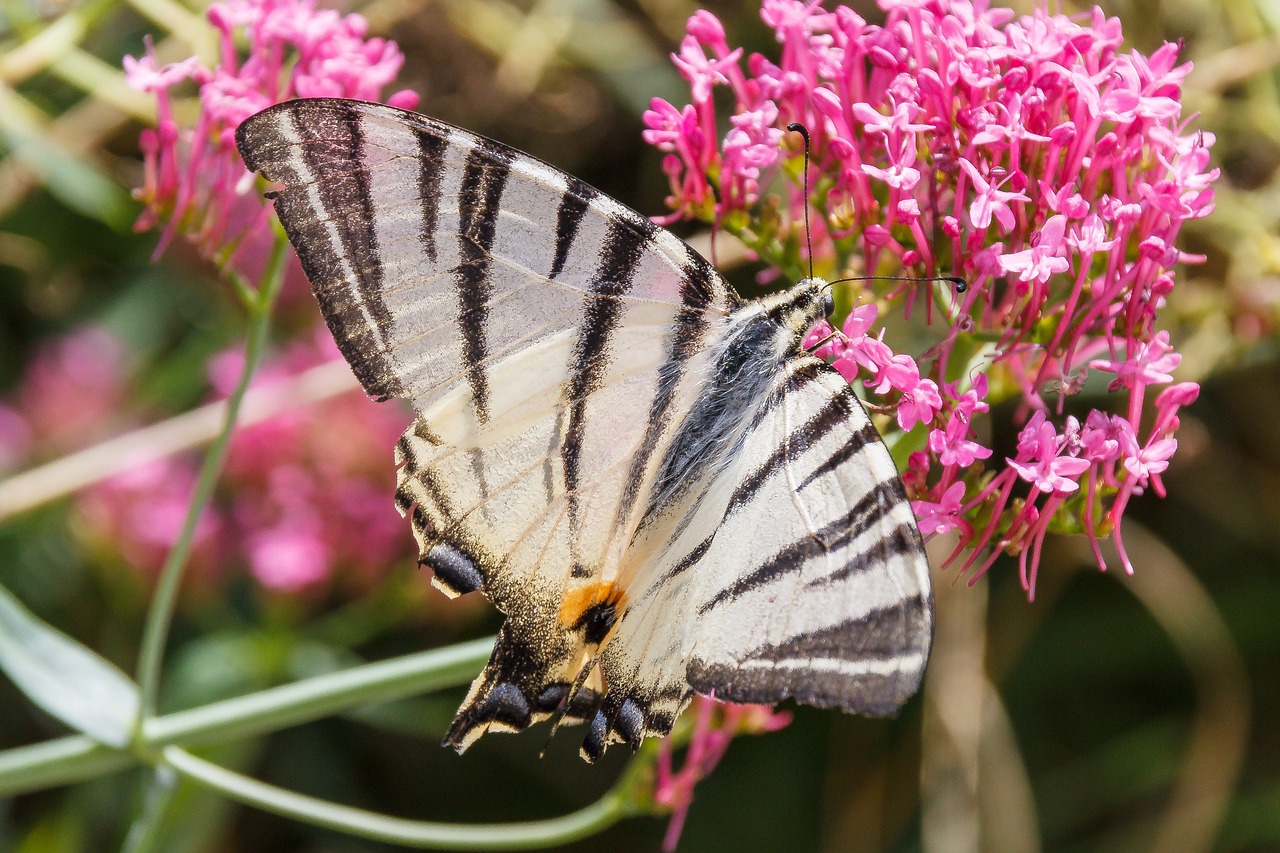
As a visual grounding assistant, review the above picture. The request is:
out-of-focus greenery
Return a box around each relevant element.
[0,1,1276,852]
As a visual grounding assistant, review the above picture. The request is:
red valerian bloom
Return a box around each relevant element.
[125,0,418,277]
[648,0,1214,598]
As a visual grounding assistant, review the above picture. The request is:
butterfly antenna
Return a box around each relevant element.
[830,273,969,293]
[787,122,815,282]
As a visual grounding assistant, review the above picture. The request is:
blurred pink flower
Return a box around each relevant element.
[3,327,128,458]
[74,331,411,597]
[0,404,31,472]
[247,521,331,591]
[78,458,224,582]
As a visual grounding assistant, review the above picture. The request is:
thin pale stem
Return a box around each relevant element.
[0,637,494,797]
[0,360,357,522]
[133,234,290,726]
[163,745,637,849]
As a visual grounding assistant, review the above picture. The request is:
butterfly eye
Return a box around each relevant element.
[821,292,835,317]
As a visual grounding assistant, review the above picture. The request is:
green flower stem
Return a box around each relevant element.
[121,766,179,853]
[144,637,492,748]
[162,745,636,849]
[0,637,493,797]
[134,234,289,727]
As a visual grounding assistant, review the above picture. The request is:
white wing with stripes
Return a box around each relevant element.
[235,98,932,761]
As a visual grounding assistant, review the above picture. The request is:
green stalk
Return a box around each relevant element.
[121,766,179,853]
[0,638,493,797]
[133,235,289,728]
[163,745,639,849]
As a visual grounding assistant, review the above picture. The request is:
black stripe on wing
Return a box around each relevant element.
[698,479,910,615]
[616,256,715,526]
[725,395,870,516]
[550,177,596,280]
[560,216,655,543]
[417,132,449,263]
[455,140,513,425]
[689,600,926,715]
[253,105,403,400]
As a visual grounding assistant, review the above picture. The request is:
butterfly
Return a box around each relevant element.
[235,99,933,761]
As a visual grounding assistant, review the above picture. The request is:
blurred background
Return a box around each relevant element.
[0,0,1277,851]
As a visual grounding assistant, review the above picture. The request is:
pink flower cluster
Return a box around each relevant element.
[76,330,413,595]
[653,696,791,851]
[648,0,1216,595]
[0,328,128,469]
[0,327,408,597]
[125,0,418,273]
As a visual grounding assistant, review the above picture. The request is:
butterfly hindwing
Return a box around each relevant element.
[589,332,931,757]
[235,98,933,761]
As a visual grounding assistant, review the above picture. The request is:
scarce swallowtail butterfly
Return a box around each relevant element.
[235,99,933,762]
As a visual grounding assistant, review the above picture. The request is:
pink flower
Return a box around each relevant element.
[60,327,414,599]
[841,303,878,338]
[248,521,331,591]
[646,0,1210,603]
[655,697,790,852]
[125,0,419,274]
[0,404,31,472]
[1068,213,1115,255]
[959,159,1028,231]
[867,352,919,396]
[861,161,921,192]
[929,413,993,468]
[643,99,698,151]
[671,35,742,104]
[123,53,203,92]
[1080,410,1125,464]
[803,320,842,359]
[1007,413,1090,494]
[1152,381,1199,436]
[897,377,943,431]
[1000,215,1070,284]
[13,327,127,454]
[913,482,967,536]
[686,10,727,47]
[852,99,932,137]
[1090,330,1181,391]
[78,459,224,583]
[1119,432,1178,493]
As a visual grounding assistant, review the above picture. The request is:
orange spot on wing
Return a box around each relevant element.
[558,581,625,629]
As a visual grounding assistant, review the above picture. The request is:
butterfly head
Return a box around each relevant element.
[817,281,835,318]
[760,277,834,342]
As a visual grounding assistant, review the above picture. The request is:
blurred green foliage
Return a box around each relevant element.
[0,1,1277,852]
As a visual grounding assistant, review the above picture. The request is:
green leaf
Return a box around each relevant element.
[0,583,139,747]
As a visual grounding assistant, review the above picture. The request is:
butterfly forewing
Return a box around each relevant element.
[236,97,933,761]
